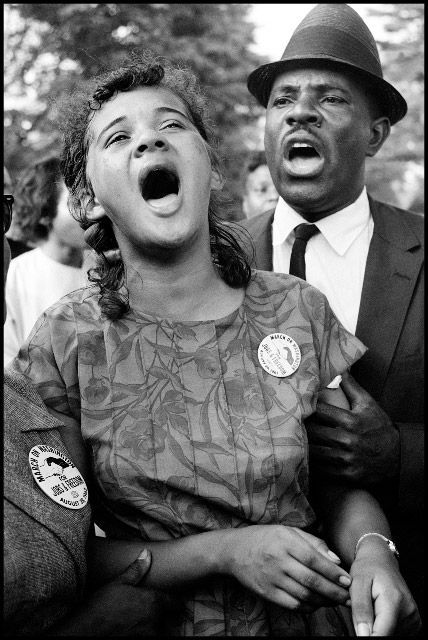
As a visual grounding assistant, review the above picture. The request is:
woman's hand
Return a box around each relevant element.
[221,525,352,612]
[350,538,421,636]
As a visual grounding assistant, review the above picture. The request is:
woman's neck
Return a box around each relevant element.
[125,252,244,322]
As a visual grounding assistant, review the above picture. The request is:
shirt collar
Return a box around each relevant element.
[272,187,371,256]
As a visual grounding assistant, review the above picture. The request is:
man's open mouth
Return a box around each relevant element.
[285,142,324,177]
[141,168,180,203]
[288,142,320,162]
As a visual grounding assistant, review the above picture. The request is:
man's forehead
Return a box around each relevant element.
[271,66,356,91]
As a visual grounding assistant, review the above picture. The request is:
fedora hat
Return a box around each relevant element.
[247,4,407,125]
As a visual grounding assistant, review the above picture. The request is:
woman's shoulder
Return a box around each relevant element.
[248,269,331,323]
[250,269,320,296]
[24,286,104,346]
[45,285,102,319]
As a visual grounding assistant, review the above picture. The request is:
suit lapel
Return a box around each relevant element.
[353,198,423,399]
[239,209,275,270]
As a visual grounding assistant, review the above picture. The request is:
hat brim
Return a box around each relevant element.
[247,56,407,125]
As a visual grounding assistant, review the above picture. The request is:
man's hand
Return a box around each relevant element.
[306,371,400,486]
[51,549,177,636]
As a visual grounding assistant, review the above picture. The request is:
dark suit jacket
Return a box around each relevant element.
[4,369,91,635]
[239,197,424,605]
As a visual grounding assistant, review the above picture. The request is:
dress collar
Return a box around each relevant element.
[272,187,371,256]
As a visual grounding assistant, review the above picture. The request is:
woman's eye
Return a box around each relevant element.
[162,121,184,130]
[106,133,128,147]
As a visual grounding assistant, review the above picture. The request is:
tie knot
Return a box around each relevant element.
[294,223,320,242]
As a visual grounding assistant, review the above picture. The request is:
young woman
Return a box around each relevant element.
[9,53,420,636]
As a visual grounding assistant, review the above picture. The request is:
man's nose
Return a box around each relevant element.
[286,96,321,127]
[133,132,169,156]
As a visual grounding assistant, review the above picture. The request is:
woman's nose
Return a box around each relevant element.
[133,133,169,156]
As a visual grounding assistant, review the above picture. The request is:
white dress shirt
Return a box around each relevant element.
[272,188,373,334]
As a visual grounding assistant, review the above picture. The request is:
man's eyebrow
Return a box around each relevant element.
[97,116,127,143]
[272,83,351,95]
[316,83,351,95]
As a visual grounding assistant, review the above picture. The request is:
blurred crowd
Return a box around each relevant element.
[4,158,92,365]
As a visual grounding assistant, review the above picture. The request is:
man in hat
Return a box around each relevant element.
[240,3,424,620]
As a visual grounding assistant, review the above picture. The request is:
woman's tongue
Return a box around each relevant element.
[147,193,177,207]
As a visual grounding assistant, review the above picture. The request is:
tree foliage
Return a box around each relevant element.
[363,4,424,212]
[4,3,267,218]
[4,3,424,217]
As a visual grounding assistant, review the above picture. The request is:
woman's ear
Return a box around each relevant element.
[210,169,224,192]
[86,196,107,222]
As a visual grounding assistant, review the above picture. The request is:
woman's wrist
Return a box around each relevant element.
[354,533,399,563]
[209,528,237,576]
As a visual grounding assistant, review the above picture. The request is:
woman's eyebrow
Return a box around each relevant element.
[97,116,127,143]
[156,106,192,121]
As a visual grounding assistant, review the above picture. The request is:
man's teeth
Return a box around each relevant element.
[292,143,312,148]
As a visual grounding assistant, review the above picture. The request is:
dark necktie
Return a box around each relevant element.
[289,223,320,280]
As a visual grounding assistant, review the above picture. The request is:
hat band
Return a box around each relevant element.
[282,26,383,79]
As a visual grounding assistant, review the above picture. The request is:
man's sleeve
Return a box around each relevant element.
[397,422,424,517]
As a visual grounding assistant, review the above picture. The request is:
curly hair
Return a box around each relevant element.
[55,51,253,320]
[13,154,64,243]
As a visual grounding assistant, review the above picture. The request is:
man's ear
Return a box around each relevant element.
[210,169,224,192]
[366,117,391,158]
[86,196,107,222]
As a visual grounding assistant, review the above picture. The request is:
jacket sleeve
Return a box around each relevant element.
[396,422,424,517]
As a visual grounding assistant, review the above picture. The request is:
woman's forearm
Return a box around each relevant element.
[87,529,233,590]
[313,482,391,567]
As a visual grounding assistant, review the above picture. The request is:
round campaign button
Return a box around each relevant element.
[28,445,88,509]
[258,333,301,378]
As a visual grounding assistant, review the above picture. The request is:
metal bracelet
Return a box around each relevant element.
[354,532,399,560]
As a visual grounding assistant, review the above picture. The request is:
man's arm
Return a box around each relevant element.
[308,371,402,482]
[396,422,424,517]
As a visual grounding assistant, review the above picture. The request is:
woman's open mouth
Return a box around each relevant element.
[141,167,180,208]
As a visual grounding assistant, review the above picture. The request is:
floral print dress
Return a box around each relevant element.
[11,269,366,636]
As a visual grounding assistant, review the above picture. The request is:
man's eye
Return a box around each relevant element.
[272,97,293,107]
[322,96,345,104]
[106,133,128,147]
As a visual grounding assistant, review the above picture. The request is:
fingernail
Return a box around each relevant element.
[339,575,351,586]
[357,622,371,636]
[138,548,149,561]
[327,550,341,562]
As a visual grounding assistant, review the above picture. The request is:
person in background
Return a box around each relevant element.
[240,3,424,623]
[4,166,32,258]
[241,150,279,219]
[3,188,172,636]
[9,51,420,637]
[4,154,91,365]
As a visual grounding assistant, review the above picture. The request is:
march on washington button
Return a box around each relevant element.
[28,445,88,509]
[258,333,301,378]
